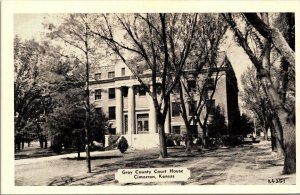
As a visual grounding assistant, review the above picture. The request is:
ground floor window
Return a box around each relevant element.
[137,114,149,134]
[108,106,116,120]
[172,126,181,134]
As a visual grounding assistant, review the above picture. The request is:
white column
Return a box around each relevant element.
[128,85,135,135]
[115,87,123,135]
[149,90,157,134]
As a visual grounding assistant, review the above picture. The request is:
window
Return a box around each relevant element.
[122,87,128,97]
[172,126,181,134]
[95,89,101,100]
[138,85,147,96]
[172,82,180,94]
[136,65,143,74]
[108,71,115,79]
[95,73,101,80]
[108,106,116,120]
[137,114,149,134]
[171,102,181,117]
[189,101,197,116]
[156,83,162,94]
[206,77,215,90]
[95,107,102,117]
[206,99,215,115]
[121,68,125,76]
[108,88,115,99]
[188,80,196,92]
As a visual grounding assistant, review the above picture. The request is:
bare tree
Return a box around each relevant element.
[46,14,103,173]
[241,66,279,152]
[91,13,198,158]
[172,14,228,152]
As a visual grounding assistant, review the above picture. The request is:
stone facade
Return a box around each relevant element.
[89,54,240,149]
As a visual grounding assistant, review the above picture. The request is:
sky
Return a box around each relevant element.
[14,13,252,106]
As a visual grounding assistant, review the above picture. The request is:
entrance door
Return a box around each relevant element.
[137,114,149,134]
[124,115,128,134]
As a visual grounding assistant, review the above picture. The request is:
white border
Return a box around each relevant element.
[1,0,300,194]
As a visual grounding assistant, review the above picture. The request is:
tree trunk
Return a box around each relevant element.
[44,140,48,149]
[225,13,295,173]
[281,111,296,174]
[268,120,277,151]
[77,142,81,160]
[85,122,91,172]
[260,13,295,173]
[17,142,21,152]
[21,141,25,150]
[243,13,295,67]
[85,20,92,173]
[283,136,296,174]
[263,126,268,141]
[39,138,44,148]
[185,125,193,154]
[157,115,168,158]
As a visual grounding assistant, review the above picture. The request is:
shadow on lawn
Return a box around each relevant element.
[47,144,277,186]
[62,155,123,161]
[48,149,199,186]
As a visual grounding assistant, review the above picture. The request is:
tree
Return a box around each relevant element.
[241,66,280,152]
[14,37,51,151]
[223,13,295,174]
[239,113,254,137]
[173,14,228,152]
[46,14,104,172]
[207,106,227,137]
[91,13,199,158]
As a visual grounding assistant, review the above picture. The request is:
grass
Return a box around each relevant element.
[15,141,296,186]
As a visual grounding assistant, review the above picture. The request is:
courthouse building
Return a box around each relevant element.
[89,52,240,149]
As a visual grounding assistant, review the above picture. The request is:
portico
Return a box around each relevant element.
[112,82,169,148]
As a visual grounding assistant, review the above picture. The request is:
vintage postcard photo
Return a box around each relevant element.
[1,0,299,194]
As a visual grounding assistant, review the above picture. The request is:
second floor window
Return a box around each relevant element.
[138,85,147,96]
[122,87,128,97]
[95,73,101,80]
[189,101,197,116]
[188,80,196,92]
[108,71,115,79]
[121,68,125,76]
[206,77,215,90]
[171,102,181,117]
[108,88,115,99]
[156,83,162,94]
[95,89,101,100]
[206,99,216,115]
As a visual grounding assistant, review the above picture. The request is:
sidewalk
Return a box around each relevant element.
[15,149,119,165]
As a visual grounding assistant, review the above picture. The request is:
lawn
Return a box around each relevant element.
[15,141,296,186]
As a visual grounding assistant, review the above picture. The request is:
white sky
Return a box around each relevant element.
[14,14,252,96]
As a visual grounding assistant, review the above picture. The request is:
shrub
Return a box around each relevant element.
[117,136,129,153]
[166,133,185,146]
[222,135,244,147]
[166,137,175,147]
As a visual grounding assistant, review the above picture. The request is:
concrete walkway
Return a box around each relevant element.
[15,149,119,165]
